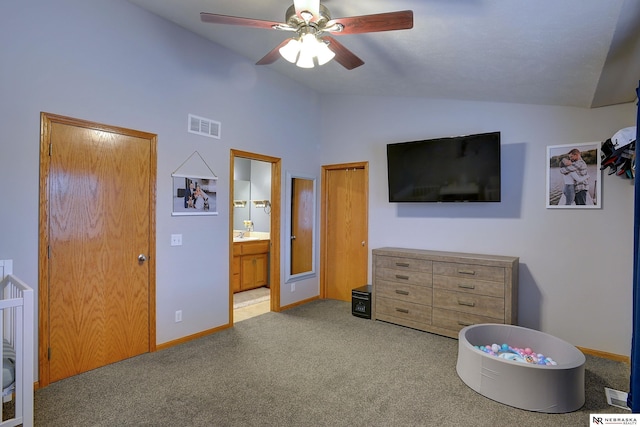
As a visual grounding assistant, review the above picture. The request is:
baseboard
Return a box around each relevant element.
[155,296,320,351]
[577,346,630,364]
[156,323,232,351]
[278,295,320,312]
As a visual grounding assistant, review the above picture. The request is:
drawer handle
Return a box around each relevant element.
[395,308,409,314]
[458,321,473,326]
[395,274,409,280]
[458,270,476,275]
[395,262,410,267]
[458,300,476,307]
[458,284,475,290]
[395,289,409,295]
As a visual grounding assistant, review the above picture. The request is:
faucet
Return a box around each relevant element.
[236,231,245,238]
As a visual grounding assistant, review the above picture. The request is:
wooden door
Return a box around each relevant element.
[290,177,314,275]
[39,113,156,385]
[322,163,369,301]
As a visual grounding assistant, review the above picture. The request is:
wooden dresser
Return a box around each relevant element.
[372,247,518,339]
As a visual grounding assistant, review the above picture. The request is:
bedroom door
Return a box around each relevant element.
[321,163,369,301]
[39,113,157,386]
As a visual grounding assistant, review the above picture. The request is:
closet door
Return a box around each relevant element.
[322,163,369,301]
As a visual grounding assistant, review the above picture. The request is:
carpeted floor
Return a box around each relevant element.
[34,300,630,426]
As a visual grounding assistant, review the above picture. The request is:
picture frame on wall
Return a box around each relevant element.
[172,176,218,216]
[546,142,601,209]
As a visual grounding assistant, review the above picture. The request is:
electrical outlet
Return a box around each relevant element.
[291,283,295,292]
[171,234,182,246]
[175,310,182,322]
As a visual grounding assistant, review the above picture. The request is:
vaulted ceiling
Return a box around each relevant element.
[126,0,640,108]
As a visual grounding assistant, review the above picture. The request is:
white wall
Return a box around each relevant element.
[320,95,636,355]
[0,0,323,363]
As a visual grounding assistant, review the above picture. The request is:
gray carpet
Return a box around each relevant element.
[35,300,630,426]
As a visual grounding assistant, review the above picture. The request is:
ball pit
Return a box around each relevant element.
[457,324,585,413]
[474,343,558,366]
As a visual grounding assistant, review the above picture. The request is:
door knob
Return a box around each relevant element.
[291,235,296,240]
[138,254,147,263]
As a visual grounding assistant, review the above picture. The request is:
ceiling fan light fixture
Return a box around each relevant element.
[295,33,323,68]
[279,38,301,63]
[296,46,315,68]
[315,40,335,66]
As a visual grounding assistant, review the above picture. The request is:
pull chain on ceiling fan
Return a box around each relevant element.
[200,1,413,70]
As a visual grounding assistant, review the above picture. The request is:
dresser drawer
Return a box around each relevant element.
[433,262,504,282]
[376,279,432,306]
[432,289,504,320]
[432,275,504,298]
[432,308,500,333]
[375,256,432,273]
[376,268,432,287]
[376,296,431,325]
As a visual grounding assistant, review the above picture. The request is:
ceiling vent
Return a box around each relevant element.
[188,114,221,139]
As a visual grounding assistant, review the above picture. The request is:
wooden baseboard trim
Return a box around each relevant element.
[155,297,320,351]
[577,346,629,364]
[279,295,320,312]
[156,323,232,351]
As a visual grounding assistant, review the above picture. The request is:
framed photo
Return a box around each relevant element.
[546,142,601,209]
[172,176,218,216]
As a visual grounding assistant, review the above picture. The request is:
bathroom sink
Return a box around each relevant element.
[233,236,261,242]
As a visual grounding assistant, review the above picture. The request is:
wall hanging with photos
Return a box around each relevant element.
[172,151,218,216]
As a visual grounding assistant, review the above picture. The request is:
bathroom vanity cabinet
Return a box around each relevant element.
[233,240,270,293]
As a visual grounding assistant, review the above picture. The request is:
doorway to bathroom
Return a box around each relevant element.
[230,150,281,324]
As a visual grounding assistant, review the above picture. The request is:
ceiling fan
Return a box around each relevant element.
[200,0,413,70]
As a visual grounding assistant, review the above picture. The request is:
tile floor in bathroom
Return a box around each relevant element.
[233,286,270,322]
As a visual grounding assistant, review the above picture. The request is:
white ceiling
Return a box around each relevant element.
[126,0,640,108]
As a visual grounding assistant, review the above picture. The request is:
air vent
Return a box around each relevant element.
[188,114,221,139]
[605,387,630,410]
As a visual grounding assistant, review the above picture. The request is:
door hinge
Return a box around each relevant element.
[47,245,50,259]
[48,347,51,360]
[49,143,52,156]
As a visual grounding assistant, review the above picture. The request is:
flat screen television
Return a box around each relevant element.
[387,131,501,202]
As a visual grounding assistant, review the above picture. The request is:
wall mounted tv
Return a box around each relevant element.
[387,131,501,203]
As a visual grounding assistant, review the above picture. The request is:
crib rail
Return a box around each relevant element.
[0,274,34,427]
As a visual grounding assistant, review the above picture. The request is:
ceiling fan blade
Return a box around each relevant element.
[200,12,286,30]
[322,36,364,70]
[327,10,413,35]
[256,39,292,65]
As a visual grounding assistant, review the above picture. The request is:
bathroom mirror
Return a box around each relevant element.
[233,179,250,230]
[285,172,316,282]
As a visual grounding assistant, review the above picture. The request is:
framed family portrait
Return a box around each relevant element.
[172,176,218,216]
[546,142,601,209]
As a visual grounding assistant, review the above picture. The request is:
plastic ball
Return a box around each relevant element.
[501,344,509,351]
[491,344,500,353]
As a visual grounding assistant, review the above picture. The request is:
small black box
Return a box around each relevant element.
[352,285,372,319]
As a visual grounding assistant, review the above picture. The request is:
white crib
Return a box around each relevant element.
[0,260,34,427]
